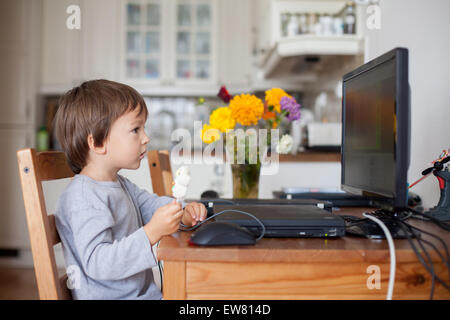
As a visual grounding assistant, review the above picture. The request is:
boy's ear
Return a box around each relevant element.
[87,134,107,154]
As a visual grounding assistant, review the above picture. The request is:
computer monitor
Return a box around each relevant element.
[341,47,410,211]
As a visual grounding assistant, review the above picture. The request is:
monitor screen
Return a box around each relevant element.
[341,48,410,209]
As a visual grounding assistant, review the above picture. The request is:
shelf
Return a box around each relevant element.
[261,35,364,78]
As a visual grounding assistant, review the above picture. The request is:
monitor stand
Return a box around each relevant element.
[343,209,417,239]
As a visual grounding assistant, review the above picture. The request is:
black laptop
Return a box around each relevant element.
[196,198,334,217]
[213,204,345,238]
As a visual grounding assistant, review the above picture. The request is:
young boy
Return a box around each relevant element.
[53,79,207,300]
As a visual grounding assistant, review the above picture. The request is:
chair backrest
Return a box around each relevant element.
[147,150,173,196]
[17,148,73,300]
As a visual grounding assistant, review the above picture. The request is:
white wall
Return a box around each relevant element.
[363,0,450,208]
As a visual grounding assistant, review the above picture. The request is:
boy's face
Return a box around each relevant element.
[105,106,149,170]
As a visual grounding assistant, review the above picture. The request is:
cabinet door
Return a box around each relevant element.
[41,0,82,92]
[217,0,252,89]
[81,0,121,81]
[122,0,165,82]
[171,0,217,85]
[0,128,34,249]
[120,0,217,87]
[0,51,29,125]
[0,0,31,125]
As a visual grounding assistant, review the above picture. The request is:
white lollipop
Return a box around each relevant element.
[172,184,187,200]
[172,166,190,203]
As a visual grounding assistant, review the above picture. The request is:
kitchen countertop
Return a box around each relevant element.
[172,150,341,163]
[277,151,340,162]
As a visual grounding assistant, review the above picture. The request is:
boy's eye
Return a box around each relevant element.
[132,127,140,133]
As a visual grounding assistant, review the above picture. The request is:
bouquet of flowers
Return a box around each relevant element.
[200,86,301,198]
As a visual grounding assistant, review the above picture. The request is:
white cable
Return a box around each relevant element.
[363,213,396,300]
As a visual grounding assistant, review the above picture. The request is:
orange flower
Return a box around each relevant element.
[262,101,276,120]
[265,88,291,113]
[229,94,264,126]
[262,111,276,120]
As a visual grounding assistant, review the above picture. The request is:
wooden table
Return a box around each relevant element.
[157,208,450,300]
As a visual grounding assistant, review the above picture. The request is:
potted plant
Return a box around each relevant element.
[201,86,301,198]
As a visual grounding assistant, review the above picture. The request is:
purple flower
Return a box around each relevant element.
[280,96,301,121]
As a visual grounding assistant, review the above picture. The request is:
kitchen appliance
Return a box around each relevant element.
[306,122,341,150]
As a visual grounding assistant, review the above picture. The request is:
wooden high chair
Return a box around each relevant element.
[17,148,73,300]
[147,150,173,196]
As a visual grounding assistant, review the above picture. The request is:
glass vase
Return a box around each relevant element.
[231,163,261,198]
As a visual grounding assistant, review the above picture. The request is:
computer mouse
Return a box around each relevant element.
[189,221,256,246]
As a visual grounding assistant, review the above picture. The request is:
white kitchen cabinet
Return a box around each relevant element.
[0,0,41,125]
[0,50,30,125]
[171,0,217,86]
[121,0,165,82]
[120,0,219,90]
[41,0,83,93]
[40,0,257,95]
[216,0,253,91]
[41,0,219,93]
[41,0,122,93]
[0,0,42,251]
[253,0,365,86]
[0,128,35,249]
[81,0,122,81]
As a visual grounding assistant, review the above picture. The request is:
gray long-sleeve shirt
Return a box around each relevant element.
[55,174,178,300]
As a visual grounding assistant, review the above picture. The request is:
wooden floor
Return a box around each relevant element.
[0,268,39,300]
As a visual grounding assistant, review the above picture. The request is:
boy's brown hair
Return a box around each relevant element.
[54,79,148,174]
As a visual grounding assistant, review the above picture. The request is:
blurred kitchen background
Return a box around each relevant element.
[0,0,449,272]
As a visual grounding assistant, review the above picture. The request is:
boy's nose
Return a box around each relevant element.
[142,132,150,145]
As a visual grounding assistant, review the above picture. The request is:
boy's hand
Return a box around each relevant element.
[144,199,183,245]
[182,202,207,226]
